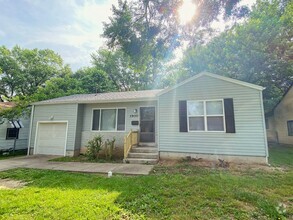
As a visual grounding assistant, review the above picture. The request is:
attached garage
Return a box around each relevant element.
[35,122,67,156]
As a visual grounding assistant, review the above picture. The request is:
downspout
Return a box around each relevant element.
[157,97,160,159]
[27,105,35,156]
[259,91,269,164]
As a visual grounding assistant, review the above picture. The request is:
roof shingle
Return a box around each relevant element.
[34,89,163,105]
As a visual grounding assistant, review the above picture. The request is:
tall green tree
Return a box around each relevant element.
[103,0,249,63]
[32,66,116,101]
[74,66,116,93]
[92,49,160,90]
[177,0,292,111]
[0,46,64,99]
[102,0,249,90]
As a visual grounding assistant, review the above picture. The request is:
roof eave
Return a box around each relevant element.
[32,97,158,106]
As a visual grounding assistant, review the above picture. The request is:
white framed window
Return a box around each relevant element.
[92,108,126,131]
[187,100,225,132]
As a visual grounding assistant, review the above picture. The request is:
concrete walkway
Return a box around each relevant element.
[0,155,154,175]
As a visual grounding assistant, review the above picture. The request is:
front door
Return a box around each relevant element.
[140,107,155,142]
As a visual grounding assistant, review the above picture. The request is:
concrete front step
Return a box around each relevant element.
[125,158,158,165]
[131,147,158,153]
[128,152,158,159]
[139,142,156,147]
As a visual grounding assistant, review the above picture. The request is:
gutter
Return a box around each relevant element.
[27,105,35,156]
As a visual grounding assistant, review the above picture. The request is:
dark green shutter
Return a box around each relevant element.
[224,98,236,133]
[92,110,100,130]
[179,100,188,132]
[117,109,126,131]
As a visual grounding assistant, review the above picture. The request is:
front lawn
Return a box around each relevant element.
[0,145,292,219]
[0,169,292,219]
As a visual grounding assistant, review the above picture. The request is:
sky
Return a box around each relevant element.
[0,0,256,71]
[0,0,118,71]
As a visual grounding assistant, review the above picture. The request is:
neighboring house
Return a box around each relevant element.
[28,72,268,164]
[266,85,293,145]
[0,102,30,151]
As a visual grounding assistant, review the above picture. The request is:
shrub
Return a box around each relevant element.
[104,138,115,160]
[85,135,103,160]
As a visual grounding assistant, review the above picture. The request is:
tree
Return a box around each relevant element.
[103,0,249,66]
[32,66,117,102]
[92,49,160,90]
[31,75,83,101]
[0,46,65,99]
[178,0,293,111]
[74,66,117,93]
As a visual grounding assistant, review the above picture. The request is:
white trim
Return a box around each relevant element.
[157,72,265,97]
[91,107,127,132]
[27,105,35,156]
[115,108,119,130]
[259,91,269,163]
[139,105,156,143]
[187,99,226,132]
[34,121,68,156]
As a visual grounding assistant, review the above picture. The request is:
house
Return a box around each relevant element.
[28,72,268,164]
[266,85,293,145]
[0,102,30,151]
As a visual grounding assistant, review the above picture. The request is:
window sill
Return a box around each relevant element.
[90,130,126,133]
[187,131,226,133]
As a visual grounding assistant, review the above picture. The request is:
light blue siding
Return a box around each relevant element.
[80,101,157,148]
[158,75,267,157]
[0,117,30,150]
[30,104,78,152]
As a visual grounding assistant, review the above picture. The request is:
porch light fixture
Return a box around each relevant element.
[133,109,138,113]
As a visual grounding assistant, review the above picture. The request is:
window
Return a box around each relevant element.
[6,128,19,139]
[92,108,126,131]
[187,100,224,131]
[288,120,293,136]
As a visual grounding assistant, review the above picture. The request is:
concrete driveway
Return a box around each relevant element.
[0,155,154,175]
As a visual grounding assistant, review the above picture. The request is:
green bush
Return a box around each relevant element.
[85,135,103,160]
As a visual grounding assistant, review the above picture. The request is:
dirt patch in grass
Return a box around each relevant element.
[0,178,27,189]
[157,159,286,173]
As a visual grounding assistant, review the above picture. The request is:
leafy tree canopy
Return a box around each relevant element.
[32,66,116,102]
[73,66,117,93]
[0,46,65,99]
[171,0,293,111]
[92,49,162,90]
[103,0,249,72]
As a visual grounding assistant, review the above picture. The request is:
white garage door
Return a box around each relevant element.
[36,122,67,156]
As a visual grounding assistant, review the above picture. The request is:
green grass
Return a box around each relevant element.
[0,145,292,219]
[0,168,292,219]
[0,149,27,160]
[269,143,293,168]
